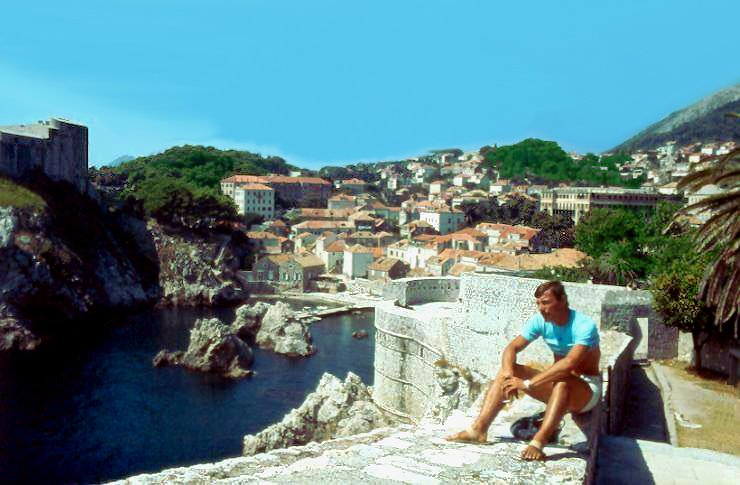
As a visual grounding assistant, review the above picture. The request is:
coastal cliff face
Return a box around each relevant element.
[150,221,250,307]
[0,177,253,352]
[0,183,160,351]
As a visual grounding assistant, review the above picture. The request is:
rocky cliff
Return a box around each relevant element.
[0,176,253,352]
[0,178,160,351]
[150,221,250,307]
[242,372,393,456]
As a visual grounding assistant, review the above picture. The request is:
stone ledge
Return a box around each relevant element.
[113,421,587,484]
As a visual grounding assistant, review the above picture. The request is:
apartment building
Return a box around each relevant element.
[539,187,662,224]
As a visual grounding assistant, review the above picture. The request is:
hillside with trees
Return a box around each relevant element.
[98,145,298,227]
[482,138,640,187]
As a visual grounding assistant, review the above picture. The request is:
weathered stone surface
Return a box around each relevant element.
[0,194,160,352]
[154,317,253,378]
[117,422,588,484]
[150,221,250,307]
[256,301,315,357]
[423,360,487,424]
[0,317,42,351]
[231,301,271,340]
[242,372,392,456]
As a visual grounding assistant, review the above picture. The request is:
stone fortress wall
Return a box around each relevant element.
[373,273,675,429]
[0,118,88,191]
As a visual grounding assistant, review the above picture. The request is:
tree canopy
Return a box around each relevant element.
[108,145,297,227]
[482,138,642,187]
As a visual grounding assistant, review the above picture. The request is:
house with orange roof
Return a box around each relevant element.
[252,253,294,282]
[328,193,357,210]
[287,207,356,223]
[367,257,407,281]
[400,219,437,239]
[231,183,275,219]
[348,211,377,232]
[293,232,318,253]
[280,254,325,291]
[419,207,466,235]
[221,174,332,206]
[343,244,375,278]
[291,220,353,236]
[337,178,367,194]
[435,227,487,252]
[246,231,293,255]
[475,222,548,253]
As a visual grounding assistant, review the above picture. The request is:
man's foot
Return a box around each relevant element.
[445,428,487,443]
[520,444,546,461]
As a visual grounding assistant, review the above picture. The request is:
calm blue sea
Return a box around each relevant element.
[0,299,375,484]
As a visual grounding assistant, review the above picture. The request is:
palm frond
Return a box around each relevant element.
[672,145,739,335]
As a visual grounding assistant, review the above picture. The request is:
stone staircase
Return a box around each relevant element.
[596,435,740,485]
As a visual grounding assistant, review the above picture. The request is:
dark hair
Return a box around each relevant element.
[535,280,567,302]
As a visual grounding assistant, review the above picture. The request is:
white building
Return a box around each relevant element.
[489,181,512,196]
[315,234,345,273]
[419,208,465,235]
[233,183,275,219]
[429,180,446,199]
[343,245,374,278]
[387,240,439,269]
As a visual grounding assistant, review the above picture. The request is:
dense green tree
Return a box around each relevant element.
[114,145,298,194]
[651,256,716,370]
[574,208,642,259]
[482,138,638,187]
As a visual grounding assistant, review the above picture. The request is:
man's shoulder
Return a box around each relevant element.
[571,309,598,329]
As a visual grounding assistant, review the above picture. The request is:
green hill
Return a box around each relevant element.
[115,145,299,193]
[613,84,740,152]
[106,145,299,225]
[482,138,639,187]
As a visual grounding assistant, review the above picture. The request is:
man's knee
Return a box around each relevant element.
[552,380,570,397]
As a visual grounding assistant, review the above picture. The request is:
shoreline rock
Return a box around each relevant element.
[153,317,254,379]
[230,301,271,340]
[256,301,315,357]
[242,372,392,456]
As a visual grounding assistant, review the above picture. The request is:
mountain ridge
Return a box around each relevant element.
[612,84,740,152]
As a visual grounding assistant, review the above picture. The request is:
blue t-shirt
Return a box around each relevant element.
[521,309,599,356]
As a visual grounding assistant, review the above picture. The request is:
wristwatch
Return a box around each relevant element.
[523,379,532,390]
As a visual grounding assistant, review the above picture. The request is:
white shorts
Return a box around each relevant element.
[578,374,602,413]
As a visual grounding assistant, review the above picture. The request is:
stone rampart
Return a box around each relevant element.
[382,276,460,306]
[373,273,643,427]
[0,118,88,191]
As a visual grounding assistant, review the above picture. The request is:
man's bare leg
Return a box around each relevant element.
[446,365,539,443]
[521,377,592,461]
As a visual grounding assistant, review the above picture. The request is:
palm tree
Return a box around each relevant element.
[674,144,739,336]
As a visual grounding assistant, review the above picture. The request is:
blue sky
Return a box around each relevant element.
[1,1,738,168]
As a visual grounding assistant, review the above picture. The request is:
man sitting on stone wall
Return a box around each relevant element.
[446,280,601,461]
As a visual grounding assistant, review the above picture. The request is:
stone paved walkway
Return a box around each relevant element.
[113,414,589,484]
[597,435,740,485]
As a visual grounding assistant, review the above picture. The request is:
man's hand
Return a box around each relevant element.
[502,376,525,399]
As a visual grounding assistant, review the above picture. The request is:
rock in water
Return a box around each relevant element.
[231,301,271,340]
[153,317,253,378]
[256,302,315,356]
[352,330,368,339]
[242,372,392,455]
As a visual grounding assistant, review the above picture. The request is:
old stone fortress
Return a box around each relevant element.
[117,272,732,484]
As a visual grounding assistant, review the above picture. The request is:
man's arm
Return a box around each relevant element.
[528,344,592,388]
[501,335,531,377]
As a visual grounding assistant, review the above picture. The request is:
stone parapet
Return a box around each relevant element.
[382,277,460,306]
[373,273,641,422]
